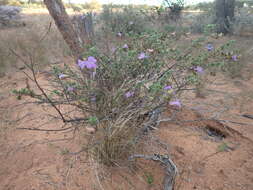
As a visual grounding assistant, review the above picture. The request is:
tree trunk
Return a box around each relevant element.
[215,0,235,34]
[43,0,84,58]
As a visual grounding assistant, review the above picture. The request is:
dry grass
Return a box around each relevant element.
[0,106,11,141]
[0,9,71,76]
[0,87,15,147]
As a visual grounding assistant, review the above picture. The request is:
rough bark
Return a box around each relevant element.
[215,0,235,34]
[43,0,84,58]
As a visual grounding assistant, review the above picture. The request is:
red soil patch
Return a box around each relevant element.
[1,38,253,189]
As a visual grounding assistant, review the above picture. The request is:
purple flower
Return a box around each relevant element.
[67,86,74,92]
[164,85,172,90]
[122,44,128,49]
[125,91,134,98]
[138,52,148,60]
[86,62,97,69]
[194,66,204,73]
[77,59,87,70]
[232,55,238,61]
[87,56,97,64]
[206,44,214,51]
[59,73,68,79]
[169,100,181,107]
[77,56,98,70]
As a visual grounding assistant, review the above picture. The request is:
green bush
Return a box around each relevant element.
[163,24,176,33]
[99,5,152,35]
[191,2,214,12]
[190,12,215,33]
[232,7,253,36]
[190,5,253,36]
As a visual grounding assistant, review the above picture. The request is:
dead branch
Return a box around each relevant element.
[242,114,253,120]
[16,126,74,132]
[10,48,67,123]
[129,154,178,190]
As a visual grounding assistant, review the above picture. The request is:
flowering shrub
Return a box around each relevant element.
[13,29,239,165]
[190,12,215,34]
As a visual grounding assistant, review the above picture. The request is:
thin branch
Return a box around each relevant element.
[129,154,177,190]
[242,114,253,120]
[38,22,52,44]
[16,126,74,132]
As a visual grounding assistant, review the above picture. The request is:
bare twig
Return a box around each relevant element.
[129,154,178,190]
[10,48,67,123]
[16,126,74,132]
[242,114,253,120]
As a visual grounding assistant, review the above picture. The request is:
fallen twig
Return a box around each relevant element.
[129,154,177,190]
[242,114,253,120]
[16,126,74,132]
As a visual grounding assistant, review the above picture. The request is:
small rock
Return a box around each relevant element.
[86,127,96,134]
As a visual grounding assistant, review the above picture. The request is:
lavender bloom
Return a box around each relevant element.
[232,55,238,61]
[169,100,181,107]
[59,74,68,79]
[194,66,204,73]
[77,59,87,70]
[138,52,148,60]
[78,56,98,69]
[125,91,134,98]
[164,85,172,90]
[67,86,74,92]
[206,44,214,51]
[122,44,128,49]
[87,56,97,64]
[86,62,97,69]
